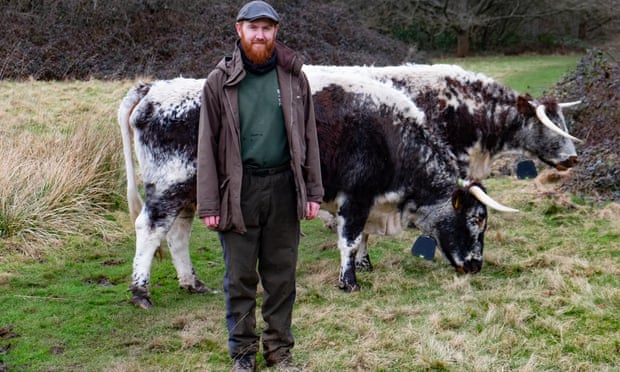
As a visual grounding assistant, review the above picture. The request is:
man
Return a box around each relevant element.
[197,1,323,371]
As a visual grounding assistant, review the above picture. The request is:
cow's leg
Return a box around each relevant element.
[337,197,372,292]
[129,208,172,309]
[317,209,338,232]
[166,205,213,294]
[337,229,362,292]
[354,233,373,272]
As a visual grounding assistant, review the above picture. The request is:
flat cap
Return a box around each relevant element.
[236,1,280,23]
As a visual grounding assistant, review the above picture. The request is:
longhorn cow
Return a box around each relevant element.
[303,64,582,272]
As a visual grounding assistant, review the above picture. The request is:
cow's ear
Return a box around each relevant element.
[452,189,464,210]
[517,95,535,115]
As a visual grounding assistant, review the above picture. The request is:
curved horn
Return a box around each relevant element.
[558,100,581,108]
[535,105,583,143]
[470,185,519,213]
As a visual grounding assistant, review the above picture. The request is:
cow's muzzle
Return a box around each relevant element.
[556,155,578,171]
[456,260,482,274]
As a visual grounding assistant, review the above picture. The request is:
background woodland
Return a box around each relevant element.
[2,0,619,80]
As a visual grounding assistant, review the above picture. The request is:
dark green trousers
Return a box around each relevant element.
[219,167,299,362]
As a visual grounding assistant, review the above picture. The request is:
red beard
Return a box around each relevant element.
[240,36,275,65]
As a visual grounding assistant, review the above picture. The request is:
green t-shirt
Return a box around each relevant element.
[238,68,290,169]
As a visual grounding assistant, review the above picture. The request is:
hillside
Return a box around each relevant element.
[550,48,620,202]
[0,0,422,80]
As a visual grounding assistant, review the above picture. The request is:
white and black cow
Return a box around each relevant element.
[304,64,581,180]
[118,72,517,306]
[304,64,582,273]
[305,70,517,291]
[118,78,211,309]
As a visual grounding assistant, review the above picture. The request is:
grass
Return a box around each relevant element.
[1,55,619,371]
[0,80,131,256]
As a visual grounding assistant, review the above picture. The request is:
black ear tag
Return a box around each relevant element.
[516,160,537,179]
[411,235,436,260]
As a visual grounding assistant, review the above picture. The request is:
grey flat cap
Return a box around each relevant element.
[236,1,280,23]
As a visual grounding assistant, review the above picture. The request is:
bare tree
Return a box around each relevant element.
[351,0,538,56]
[351,0,619,56]
[545,0,620,40]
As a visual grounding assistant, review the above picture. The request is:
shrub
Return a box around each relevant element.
[549,48,620,202]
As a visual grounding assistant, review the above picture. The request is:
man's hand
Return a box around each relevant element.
[305,201,320,220]
[202,215,220,230]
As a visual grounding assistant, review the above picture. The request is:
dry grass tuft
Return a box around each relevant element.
[0,125,123,256]
[0,80,130,257]
[0,272,13,285]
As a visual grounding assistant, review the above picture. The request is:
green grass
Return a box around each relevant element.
[433,54,582,97]
[1,54,620,371]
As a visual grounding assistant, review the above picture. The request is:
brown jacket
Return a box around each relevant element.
[197,41,324,233]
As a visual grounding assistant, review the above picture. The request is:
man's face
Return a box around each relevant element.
[236,19,278,65]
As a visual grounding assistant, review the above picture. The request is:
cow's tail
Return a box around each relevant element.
[117,84,145,224]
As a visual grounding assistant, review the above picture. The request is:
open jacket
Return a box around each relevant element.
[197,41,324,233]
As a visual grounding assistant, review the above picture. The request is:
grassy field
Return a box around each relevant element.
[434,54,582,97]
[1,55,619,371]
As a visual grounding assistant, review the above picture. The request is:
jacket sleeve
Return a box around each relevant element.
[197,72,222,218]
[300,71,324,204]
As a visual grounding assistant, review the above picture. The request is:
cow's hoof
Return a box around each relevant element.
[338,268,360,292]
[184,278,219,294]
[338,281,360,292]
[129,285,153,309]
[355,263,373,272]
[355,255,373,272]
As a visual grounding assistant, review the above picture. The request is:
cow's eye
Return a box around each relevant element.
[468,215,484,228]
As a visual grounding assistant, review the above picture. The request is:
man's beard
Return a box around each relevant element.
[240,36,275,65]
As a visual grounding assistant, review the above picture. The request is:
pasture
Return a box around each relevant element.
[434,54,583,98]
[1,55,619,371]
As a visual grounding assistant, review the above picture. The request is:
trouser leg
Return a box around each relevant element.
[259,171,299,363]
[220,227,261,359]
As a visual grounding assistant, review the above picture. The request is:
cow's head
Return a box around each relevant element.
[402,181,517,274]
[516,96,582,170]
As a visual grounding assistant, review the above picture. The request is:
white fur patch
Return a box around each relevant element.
[465,142,492,180]
[145,78,205,109]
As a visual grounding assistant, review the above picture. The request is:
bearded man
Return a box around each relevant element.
[197,1,323,371]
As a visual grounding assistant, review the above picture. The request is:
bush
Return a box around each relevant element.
[0,0,421,80]
[549,48,620,202]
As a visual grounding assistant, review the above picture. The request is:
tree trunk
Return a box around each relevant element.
[578,21,587,40]
[456,30,469,57]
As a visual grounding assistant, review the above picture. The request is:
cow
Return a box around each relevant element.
[118,72,517,307]
[118,78,211,309]
[305,69,517,291]
[303,63,581,180]
[303,64,582,272]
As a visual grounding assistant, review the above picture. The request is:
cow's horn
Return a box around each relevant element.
[469,185,519,213]
[558,100,581,108]
[535,105,583,143]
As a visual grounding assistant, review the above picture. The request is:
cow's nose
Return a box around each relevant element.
[556,155,578,170]
[462,259,482,274]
